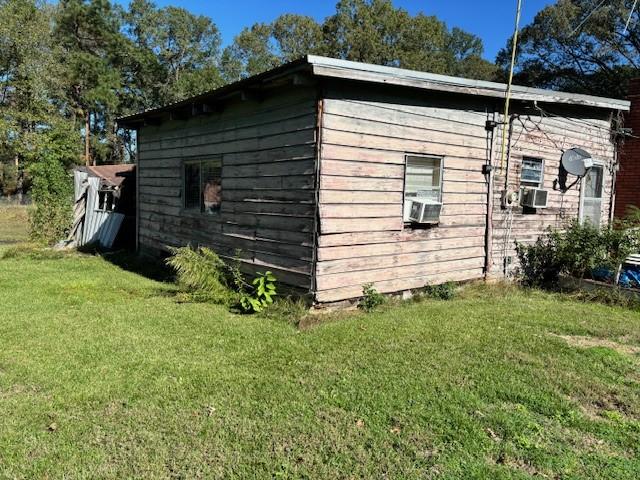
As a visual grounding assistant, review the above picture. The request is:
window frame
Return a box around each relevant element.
[579,162,605,226]
[97,189,116,212]
[403,154,444,224]
[520,156,544,188]
[181,156,223,215]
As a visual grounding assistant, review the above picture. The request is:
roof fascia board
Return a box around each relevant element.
[308,55,630,111]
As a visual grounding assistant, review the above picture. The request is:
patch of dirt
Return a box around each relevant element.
[550,333,640,357]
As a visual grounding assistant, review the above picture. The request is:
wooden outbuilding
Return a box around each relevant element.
[118,56,630,304]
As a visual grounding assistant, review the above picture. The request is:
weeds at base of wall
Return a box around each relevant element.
[424,282,457,300]
[165,245,286,315]
[358,283,387,312]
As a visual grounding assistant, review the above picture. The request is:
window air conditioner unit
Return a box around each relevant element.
[409,199,442,224]
[520,188,549,208]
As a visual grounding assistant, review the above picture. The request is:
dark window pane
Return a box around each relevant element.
[184,162,201,209]
[201,160,222,214]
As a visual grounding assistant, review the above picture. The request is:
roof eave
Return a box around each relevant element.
[308,56,630,112]
[118,57,314,128]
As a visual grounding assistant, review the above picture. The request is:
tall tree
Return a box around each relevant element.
[124,0,223,104]
[221,23,280,81]
[496,0,639,97]
[54,0,124,165]
[0,0,77,195]
[222,0,496,81]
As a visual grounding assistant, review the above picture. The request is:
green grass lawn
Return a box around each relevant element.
[0,205,29,245]
[0,250,639,479]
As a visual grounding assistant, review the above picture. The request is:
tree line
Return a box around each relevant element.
[1,0,639,198]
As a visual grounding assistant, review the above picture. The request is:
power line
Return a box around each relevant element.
[623,0,638,34]
[569,0,607,36]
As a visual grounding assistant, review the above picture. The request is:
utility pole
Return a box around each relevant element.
[500,0,522,173]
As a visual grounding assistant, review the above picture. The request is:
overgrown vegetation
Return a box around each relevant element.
[1,253,640,478]
[165,245,280,314]
[569,286,640,310]
[516,219,640,287]
[27,155,73,245]
[165,246,235,304]
[425,281,457,300]
[358,282,386,311]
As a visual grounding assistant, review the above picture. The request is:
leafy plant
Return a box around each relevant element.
[165,246,234,305]
[27,155,73,245]
[425,282,456,300]
[239,271,277,313]
[359,283,386,312]
[515,230,564,287]
[516,218,640,287]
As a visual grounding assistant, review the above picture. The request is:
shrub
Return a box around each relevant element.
[515,230,564,287]
[425,282,456,300]
[165,246,280,314]
[27,156,72,245]
[359,283,386,312]
[165,246,235,305]
[516,218,640,287]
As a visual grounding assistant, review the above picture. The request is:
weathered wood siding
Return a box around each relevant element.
[490,106,615,277]
[316,84,617,302]
[315,86,491,302]
[137,87,318,289]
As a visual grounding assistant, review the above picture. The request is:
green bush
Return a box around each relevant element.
[515,230,564,287]
[165,246,281,314]
[425,282,457,300]
[516,219,640,287]
[165,246,235,305]
[359,283,386,312]
[27,156,72,245]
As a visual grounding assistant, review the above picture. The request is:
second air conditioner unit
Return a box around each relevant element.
[520,188,549,209]
[409,199,442,224]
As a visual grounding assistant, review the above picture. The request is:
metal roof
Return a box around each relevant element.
[307,55,630,111]
[118,55,629,126]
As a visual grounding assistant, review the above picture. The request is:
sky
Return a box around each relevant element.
[116,0,556,61]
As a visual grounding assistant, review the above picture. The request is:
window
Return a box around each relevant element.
[183,158,222,214]
[581,164,604,225]
[404,155,443,221]
[97,190,115,211]
[520,157,544,187]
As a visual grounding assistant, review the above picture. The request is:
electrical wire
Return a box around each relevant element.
[624,0,638,34]
[569,0,608,36]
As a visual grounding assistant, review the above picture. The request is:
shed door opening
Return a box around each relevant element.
[581,165,604,225]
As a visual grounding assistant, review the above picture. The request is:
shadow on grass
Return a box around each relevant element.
[79,245,175,283]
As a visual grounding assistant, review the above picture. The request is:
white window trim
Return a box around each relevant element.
[578,160,605,225]
[403,154,444,223]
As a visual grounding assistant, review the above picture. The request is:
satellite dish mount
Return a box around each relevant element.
[556,148,593,192]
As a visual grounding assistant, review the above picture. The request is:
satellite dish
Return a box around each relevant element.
[561,148,593,177]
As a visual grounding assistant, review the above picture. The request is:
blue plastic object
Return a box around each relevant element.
[619,264,640,289]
